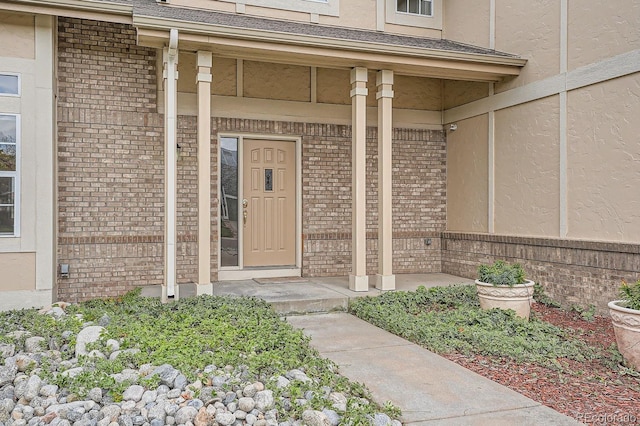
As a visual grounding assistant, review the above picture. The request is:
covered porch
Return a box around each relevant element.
[134,3,525,300]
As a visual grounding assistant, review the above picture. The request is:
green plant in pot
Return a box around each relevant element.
[475,260,535,319]
[608,279,640,371]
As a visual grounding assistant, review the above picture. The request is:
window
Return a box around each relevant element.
[0,114,19,236]
[0,74,20,96]
[220,137,239,267]
[396,0,432,16]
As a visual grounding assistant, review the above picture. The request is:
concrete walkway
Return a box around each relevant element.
[287,312,583,425]
[149,273,583,425]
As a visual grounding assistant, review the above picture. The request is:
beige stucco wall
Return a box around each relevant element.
[243,61,310,102]
[443,0,490,48]
[0,252,36,291]
[443,80,489,109]
[495,0,560,93]
[568,1,640,71]
[213,58,237,96]
[0,13,54,308]
[567,74,640,243]
[316,68,350,105]
[0,11,35,59]
[320,0,376,30]
[394,76,441,111]
[446,114,489,232]
[177,53,236,96]
[494,96,560,237]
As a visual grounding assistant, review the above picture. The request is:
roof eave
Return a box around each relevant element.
[135,16,526,82]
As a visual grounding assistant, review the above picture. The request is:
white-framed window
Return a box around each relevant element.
[0,73,20,97]
[386,0,441,29]
[396,0,432,16]
[0,114,19,237]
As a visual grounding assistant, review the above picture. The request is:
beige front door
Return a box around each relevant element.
[242,139,296,267]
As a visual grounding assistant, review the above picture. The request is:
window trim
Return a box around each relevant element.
[386,0,442,29]
[396,0,433,17]
[0,113,20,238]
[0,73,21,97]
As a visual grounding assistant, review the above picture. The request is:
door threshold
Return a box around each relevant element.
[218,268,301,281]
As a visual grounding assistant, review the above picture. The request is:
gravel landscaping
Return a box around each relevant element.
[0,293,401,426]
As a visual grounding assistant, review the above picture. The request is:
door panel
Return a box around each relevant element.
[243,139,296,267]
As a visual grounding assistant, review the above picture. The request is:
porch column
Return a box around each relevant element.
[349,67,369,291]
[162,29,178,300]
[375,70,396,290]
[196,51,213,294]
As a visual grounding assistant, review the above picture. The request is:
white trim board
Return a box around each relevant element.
[445,49,640,123]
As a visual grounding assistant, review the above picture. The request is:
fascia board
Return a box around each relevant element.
[133,15,527,69]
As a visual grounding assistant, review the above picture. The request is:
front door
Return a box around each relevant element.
[242,139,296,267]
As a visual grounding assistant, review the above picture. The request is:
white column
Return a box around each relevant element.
[349,67,369,292]
[375,70,395,291]
[163,29,178,300]
[196,51,213,294]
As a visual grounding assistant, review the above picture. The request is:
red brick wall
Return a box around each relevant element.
[442,232,640,313]
[57,18,165,302]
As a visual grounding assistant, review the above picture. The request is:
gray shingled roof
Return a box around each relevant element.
[108,0,517,58]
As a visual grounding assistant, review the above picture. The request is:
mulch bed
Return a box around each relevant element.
[442,303,640,425]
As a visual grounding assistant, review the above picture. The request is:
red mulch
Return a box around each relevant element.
[442,303,640,425]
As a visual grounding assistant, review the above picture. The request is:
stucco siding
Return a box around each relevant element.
[316,68,350,105]
[446,114,489,233]
[567,73,640,243]
[495,0,560,93]
[393,75,442,111]
[568,1,640,71]
[443,0,490,48]
[443,80,489,110]
[494,96,560,237]
[243,61,311,102]
[0,252,35,291]
[0,11,35,59]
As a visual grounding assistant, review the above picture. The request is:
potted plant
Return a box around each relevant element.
[608,279,640,370]
[475,260,536,319]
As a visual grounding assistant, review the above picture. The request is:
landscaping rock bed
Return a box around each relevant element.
[0,299,401,426]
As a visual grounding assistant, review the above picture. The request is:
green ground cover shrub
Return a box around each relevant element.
[349,285,601,367]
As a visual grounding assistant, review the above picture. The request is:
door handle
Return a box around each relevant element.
[242,199,248,208]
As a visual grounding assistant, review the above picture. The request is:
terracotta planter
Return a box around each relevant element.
[608,300,640,371]
[475,279,535,319]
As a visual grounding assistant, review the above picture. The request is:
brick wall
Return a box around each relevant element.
[442,232,640,313]
[57,18,165,302]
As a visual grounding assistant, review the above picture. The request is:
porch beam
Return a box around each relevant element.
[349,67,369,292]
[196,50,213,294]
[375,70,395,291]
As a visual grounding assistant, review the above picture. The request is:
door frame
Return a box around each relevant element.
[217,133,302,280]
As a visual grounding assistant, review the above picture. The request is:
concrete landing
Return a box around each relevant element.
[287,313,584,426]
[170,273,473,314]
